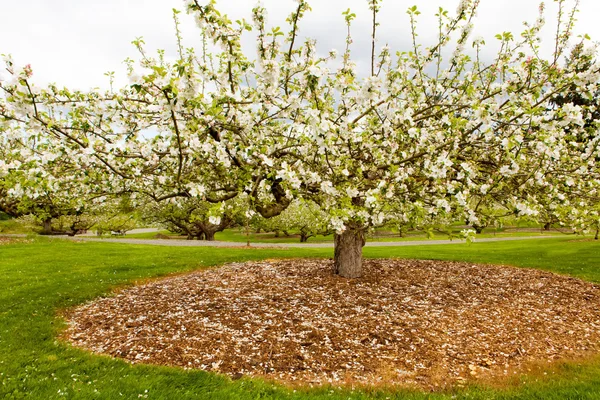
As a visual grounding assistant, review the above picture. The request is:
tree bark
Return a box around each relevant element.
[334,228,365,278]
[595,228,599,241]
[397,227,405,238]
[204,231,216,241]
[473,225,485,234]
[41,218,53,235]
[544,222,551,231]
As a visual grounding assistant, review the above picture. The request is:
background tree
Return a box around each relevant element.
[92,197,140,236]
[549,42,600,235]
[0,124,107,234]
[143,197,240,240]
[251,199,330,242]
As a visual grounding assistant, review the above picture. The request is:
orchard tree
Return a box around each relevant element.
[250,212,292,238]
[553,43,600,139]
[2,0,600,277]
[143,197,240,240]
[94,213,138,236]
[549,42,600,233]
[0,179,19,218]
[92,197,140,236]
[548,181,600,238]
[251,199,330,242]
[0,107,112,233]
[48,214,97,236]
[0,128,22,217]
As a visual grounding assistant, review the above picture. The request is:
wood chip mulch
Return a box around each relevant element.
[63,259,600,390]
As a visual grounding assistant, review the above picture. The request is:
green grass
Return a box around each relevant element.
[1,237,600,399]
[0,218,29,234]
[117,230,172,239]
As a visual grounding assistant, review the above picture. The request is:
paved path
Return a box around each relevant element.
[78,227,161,237]
[50,235,563,248]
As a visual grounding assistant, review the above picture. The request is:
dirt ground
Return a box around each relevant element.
[64,259,600,390]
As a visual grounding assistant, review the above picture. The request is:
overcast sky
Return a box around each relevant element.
[1,0,599,89]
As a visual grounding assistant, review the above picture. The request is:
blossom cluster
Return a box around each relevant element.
[0,0,598,239]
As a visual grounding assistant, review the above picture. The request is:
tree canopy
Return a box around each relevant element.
[1,0,599,277]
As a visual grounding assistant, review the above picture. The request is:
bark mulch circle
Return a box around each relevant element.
[63,259,600,390]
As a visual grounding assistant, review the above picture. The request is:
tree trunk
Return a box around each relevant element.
[334,228,365,278]
[300,233,309,243]
[595,228,599,241]
[544,222,551,231]
[397,227,405,238]
[41,218,53,235]
[204,231,216,241]
[67,222,78,236]
[274,231,280,238]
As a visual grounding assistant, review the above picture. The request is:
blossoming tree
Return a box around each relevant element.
[143,197,241,240]
[1,0,599,277]
[0,109,109,233]
[0,138,19,217]
[251,199,330,242]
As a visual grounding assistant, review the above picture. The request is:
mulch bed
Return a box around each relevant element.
[63,259,600,390]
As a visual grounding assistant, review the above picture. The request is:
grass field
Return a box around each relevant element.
[0,218,29,234]
[1,237,600,399]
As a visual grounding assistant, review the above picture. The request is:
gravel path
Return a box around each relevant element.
[53,235,563,248]
[78,227,161,237]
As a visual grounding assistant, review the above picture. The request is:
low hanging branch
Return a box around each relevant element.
[1,0,598,277]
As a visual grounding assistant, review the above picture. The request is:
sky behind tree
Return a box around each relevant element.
[1,0,598,89]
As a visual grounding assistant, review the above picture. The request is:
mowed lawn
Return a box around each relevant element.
[1,237,600,399]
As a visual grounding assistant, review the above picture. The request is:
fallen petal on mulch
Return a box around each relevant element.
[63,259,600,390]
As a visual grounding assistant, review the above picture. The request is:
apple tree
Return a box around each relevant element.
[1,0,599,277]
